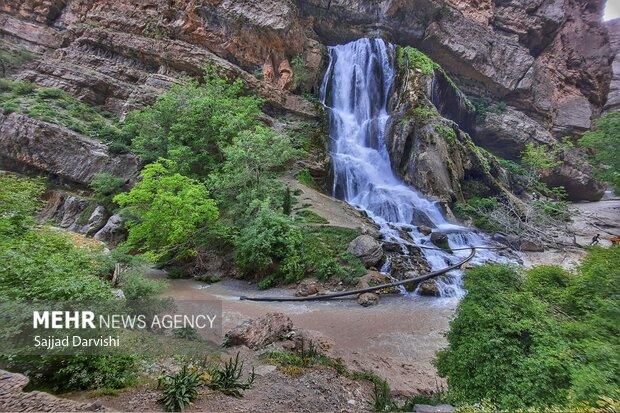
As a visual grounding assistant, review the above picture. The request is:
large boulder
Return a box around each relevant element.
[223,312,293,350]
[93,214,125,246]
[346,235,384,268]
[0,110,138,185]
[357,292,379,307]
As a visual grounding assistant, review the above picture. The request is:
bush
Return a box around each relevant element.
[158,364,202,411]
[0,173,44,234]
[120,269,167,300]
[396,46,438,75]
[436,248,620,409]
[90,173,125,210]
[521,142,561,171]
[114,159,219,263]
[579,112,620,192]
[207,353,255,398]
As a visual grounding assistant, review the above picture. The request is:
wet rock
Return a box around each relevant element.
[93,214,125,246]
[519,240,544,252]
[224,312,293,350]
[296,278,320,297]
[357,292,379,307]
[292,329,335,354]
[356,271,391,289]
[418,225,433,236]
[430,231,450,250]
[417,280,440,296]
[347,235,384,268]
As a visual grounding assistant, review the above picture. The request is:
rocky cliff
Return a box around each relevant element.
[0,0,614,200]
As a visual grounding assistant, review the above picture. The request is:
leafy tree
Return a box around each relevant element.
[579,112,620,192]
[209,126,297,219]
[437,248,620,409]
[114,159,219,262]
[125,72,263,178]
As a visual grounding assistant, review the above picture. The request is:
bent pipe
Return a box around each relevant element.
[239,246,503,302]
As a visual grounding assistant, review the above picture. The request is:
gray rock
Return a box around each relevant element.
[296,278,320,297]
[416,280,440,296]
[520,240,544,252]
[347,235,384,268]
[357,292,379,307]
[540,148,605,201]
[0,110,138,185]
[93,214,125,246]
[418,225,433,236]
[224,312,293,350]
[430,231,449,249]
[82,206,109,236]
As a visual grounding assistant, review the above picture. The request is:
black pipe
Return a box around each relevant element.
[239,246,505,302]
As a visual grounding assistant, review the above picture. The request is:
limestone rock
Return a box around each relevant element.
[417,280,440,296]
[346,235,384,268]
[82,206,109,236]
[540,148,605,201]
[0,110,138,185]
[224,312,293,350]
[357,292,379,307]
[93,214,125,246]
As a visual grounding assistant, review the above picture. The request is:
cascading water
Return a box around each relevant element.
[320,38,500,298]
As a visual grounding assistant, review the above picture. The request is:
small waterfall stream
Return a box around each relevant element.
[320,38,499,298]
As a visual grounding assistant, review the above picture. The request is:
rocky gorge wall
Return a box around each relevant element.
[0,0,615,202]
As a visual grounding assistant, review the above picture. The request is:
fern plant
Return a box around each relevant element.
[157,365,201,411]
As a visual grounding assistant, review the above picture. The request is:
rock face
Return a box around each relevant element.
[0,110,138,185]
[224,312,293,350]
[346,235,384,268]
[38,189,109,235]
[604,18,620,113]
[93,214,125,246]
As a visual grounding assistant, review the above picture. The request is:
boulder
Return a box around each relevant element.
[82,206,109,236]
[93,214,125,246]
[357,292,379,307]
[430,231,450,250]
[296,278,320,297]
[418,225,433,236]
[224,312,293,350]
[347,235,384,267]
[416,280,440,296]
[0,110,139,185]
[539,149,605,202]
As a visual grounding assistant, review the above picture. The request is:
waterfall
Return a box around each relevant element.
[320,38,500,298]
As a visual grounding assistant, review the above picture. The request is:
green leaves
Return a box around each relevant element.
[436,249,620,409]
[579,112,620,192]
[114,159,219,262]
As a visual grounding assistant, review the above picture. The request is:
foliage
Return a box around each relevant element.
[0,41,36,75]
[208,125,296,220]
[120,268,167,300]
[114,159,219,262]
[291,55,310,90]
[410,105,438,121]
[371,378,397,412]
[296,168,319,189]
[0,79,121,142]
[295,209,329,224]
[158,364,202,411]
[453,197,502,233]
[436,248,620,409]
[124,71,263,178]
[235,206,304,280]
[470,98,507,121]
[47,355,137,392]
[579,112,620,192]
[521,142,561,171]
[90,173,125,210]
[435,124,457,143]
[396,46,438,75]
[0,173,44,234]
[207,353,255,398]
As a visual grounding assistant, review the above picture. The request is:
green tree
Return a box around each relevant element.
[125,72,263,178]
[114,159,219,262]
[579,112,620,192]
[209,126,296,219]
[90,173,125,210]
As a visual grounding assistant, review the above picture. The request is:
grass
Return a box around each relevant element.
[396,46,438,75]
[0,41,36,73]
[0,78,122,142]
[296,168,320,189]
[295,209,329,224]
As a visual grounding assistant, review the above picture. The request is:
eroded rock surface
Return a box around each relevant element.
[224,312,293,350]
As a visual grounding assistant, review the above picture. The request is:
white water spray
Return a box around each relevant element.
[320,38,500,298]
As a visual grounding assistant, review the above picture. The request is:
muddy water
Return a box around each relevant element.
[156,270,456,395]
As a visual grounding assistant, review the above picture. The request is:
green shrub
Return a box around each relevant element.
[579,112,620,192]
[158,364,202,411]
[207,353,255,398]
[436,248,620,409]
[396,46,438,75]
[114,159,219,263]
[121,269,167,300]
[0,173,44,234]
[90,173,125,210]
[453,196,501,233]
[296,168,319,189]
[521,142,561,171]
[291,55,310,90]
